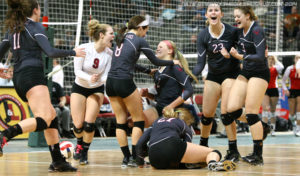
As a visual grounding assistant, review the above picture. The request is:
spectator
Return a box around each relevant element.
[0,65,13,86]
[52,58,64,88]
[285,6,300,27]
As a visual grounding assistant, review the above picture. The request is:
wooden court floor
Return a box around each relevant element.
[0,143,300,176]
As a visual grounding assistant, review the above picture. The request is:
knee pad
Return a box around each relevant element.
[48,117,58,129]
[83,121,96,133]
[201,115,213,126]
[73,126,83,134]
[221,113,234,126]
[133,121,145,132]
[116,123,128,132]
[212,149,222,160]
[35,117,48,132]
[246,114,261,126]
[228,109,243,120]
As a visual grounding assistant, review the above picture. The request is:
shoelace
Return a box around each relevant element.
[75,145,83,154]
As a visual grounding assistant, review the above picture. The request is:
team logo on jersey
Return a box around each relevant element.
[0,94,27,129]
[253,30,260,35]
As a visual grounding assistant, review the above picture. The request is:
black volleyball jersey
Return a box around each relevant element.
[193,23,240,76]
[237,21,268,71]
[154,65,193,108]
[108,32,173,79]
[0,18,75,72]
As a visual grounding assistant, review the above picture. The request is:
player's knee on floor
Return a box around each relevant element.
[227,109,243,121]
[73,126,83,135]
[246,114,260,126]
[116,123,128,132]
[48,117,58,129]
[221,113,234,126]
[83,121,96,133]
[133,121,145,132]
[35,117,48,132]
[212,149,222,160]
[201,115,213,126]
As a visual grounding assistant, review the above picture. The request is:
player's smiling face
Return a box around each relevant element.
[206,4,223,25]
[156,42,171,59]
[234,9,248,29]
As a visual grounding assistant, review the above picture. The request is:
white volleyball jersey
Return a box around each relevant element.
[74,42,112,88]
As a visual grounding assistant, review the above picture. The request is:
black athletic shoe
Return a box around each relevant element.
[262,121,271,140]
[79,151,88,165]
[224,150,241,162]
[0,133,7,157]
[208,160,236,171]
[121,156,130,168]
[242,153,263,165]
[127,156,137,167]
[73,144,83,160]
[48,159,77,172]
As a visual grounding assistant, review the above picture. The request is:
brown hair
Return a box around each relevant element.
[115,15,148,47]
[163,108,194,126]
[235,6,258,21]
[88,19,111,41]
[4,0,39,33]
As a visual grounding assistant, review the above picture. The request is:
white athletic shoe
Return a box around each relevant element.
[295,130,300,137]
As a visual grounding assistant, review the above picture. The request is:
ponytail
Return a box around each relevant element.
[115,26,127,47]
[175,50,199,83]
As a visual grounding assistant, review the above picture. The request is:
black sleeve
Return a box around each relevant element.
[135,64,151,74]
[172,65,193,100]
[192,31,207,76]
[34,24,76,58]
[176,119,192,142]
[0,33,10,61]
[136,127,152,165]
[140,39,174,66]
[243,26,266,62]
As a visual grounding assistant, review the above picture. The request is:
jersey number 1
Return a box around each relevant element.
[13,33,20,50]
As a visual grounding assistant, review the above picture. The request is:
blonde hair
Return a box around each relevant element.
[163,108,194,126]
[164,40,199,83]
[88,19,111,41]
[235,6,258,21]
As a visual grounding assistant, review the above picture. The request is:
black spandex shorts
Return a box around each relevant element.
[71,83,104,98]
[240,69,270,83]
[206,70,240,85]
[265,88,279,97]
[12,66,47,102]
[149,137,187,169]
[288,89,300,98]
[106,77,137,98]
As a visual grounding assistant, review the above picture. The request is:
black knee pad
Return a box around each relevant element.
[221,113,234,126]
[201,115,213,126]
[133,121,145,132]
[73,126,83,134]
[35,117,48,132]
[246,114,260,126]
[116,123,128,131]
[212,149,222,160]
[83,121,96,133]
[48,117,58,129]
[227,109,243,120]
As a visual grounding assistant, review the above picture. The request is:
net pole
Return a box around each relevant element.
[275,0,281,52]
[75,0,84,47]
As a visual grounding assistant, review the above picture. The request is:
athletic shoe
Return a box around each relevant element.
[48,159,77,172]
[242,153,263,165]
[73,144,83,160]
[262,121,271,140]
[121,156,130,168]
[79,150,88,165]
[294,130,300,137]
[0,133,7,157]
[127,156,137,167]
[223,150,241,162]
[208,160,236,171]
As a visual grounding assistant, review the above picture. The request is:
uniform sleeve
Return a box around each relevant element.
[0,33,10,61]
[74,56,92,81]
[136,127,152,165]
[172,65,193,100]
[178,120,192,142]
[192,31,207,76]
[33,24,76,58]
[243,26,266,62]
[135,64,151,74]
[274,61,284,74]
[140,39,174,66]
[282,66,291,90]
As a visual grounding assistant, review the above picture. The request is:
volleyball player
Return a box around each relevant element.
[226,6,270,165]
[262,55,283,136]
[106,15,180,167]
[0,0,85,172]
[282,55,300,136]
[136,107,236,171]
[71,19,114,165]
[140,40,198,127]
[192,4,242,161]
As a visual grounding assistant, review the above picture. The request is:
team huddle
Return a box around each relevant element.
[1,0,300,173]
